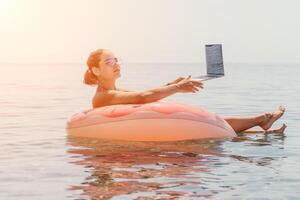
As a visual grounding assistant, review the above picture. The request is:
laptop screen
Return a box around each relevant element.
[205,44,224,76]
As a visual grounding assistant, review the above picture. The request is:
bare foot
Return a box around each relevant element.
[275,123,287,134]
[260,106,286,130]
[264,123,287,134]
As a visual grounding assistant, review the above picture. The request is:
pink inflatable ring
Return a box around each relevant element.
[66,101,236,141]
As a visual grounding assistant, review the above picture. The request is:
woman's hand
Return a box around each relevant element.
[165,76,186,86]
[173,75,203,93]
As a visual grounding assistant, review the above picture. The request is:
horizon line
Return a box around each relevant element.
[0,61,299,65]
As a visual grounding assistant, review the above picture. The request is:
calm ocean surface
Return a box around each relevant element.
[0,63,299,199]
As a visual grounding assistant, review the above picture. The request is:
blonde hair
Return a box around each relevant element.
[83,49,105,86]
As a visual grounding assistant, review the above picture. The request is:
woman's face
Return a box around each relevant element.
[96,50,121,80]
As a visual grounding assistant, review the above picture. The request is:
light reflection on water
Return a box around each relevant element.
[1,63,300,199]
[67,132,288,200]
[67,137,226,199]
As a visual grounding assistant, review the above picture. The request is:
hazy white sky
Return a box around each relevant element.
[0,0,300,63]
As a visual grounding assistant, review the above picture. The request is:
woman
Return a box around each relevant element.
[84,49,286,134]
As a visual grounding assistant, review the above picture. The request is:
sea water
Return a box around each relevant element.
[0,63,299,199]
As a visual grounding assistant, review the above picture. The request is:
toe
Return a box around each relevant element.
[279,105,286,113]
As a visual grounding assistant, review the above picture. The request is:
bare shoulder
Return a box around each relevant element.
[92,90,113,108]
[92,90,129,108]
[92,89,144,108]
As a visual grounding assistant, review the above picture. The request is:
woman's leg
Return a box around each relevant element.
[224,114,266,133]
[241,123,287,134]
[224,106,286,133]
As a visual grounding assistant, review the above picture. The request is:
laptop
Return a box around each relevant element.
[193,44,225,81]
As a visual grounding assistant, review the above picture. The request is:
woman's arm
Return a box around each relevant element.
[93,84,179,108]
[93,76,203,108]
[138,77,202,103]
[137,84,180,103]
[117,76,198,92]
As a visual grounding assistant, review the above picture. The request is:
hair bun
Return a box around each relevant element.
[84,49,104,86]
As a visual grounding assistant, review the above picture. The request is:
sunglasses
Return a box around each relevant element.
[104,57,122,66]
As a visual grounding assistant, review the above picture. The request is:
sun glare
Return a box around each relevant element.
[0,0,17,20]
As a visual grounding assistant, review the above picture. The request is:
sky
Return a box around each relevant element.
[0,0,300,64]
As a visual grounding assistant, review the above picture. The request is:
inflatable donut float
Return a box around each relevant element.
[66,101,236,141]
